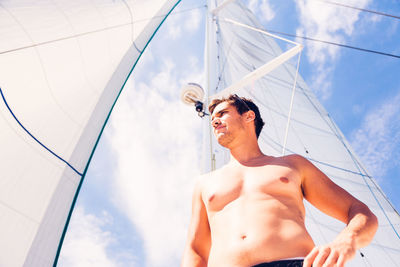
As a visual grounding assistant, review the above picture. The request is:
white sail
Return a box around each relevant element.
[0,0,180,266]
[204,1,400,266]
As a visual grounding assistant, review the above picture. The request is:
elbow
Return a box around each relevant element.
[358,204,379,246]
[362,203,378,234]
[347,202,379,247]
[181,244,208,267]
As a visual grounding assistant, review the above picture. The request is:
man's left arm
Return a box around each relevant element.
[291,155,378,267]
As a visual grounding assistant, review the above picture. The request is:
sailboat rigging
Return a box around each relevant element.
[1,0,399,266]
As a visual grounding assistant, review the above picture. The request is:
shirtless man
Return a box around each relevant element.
[181,94,378,267]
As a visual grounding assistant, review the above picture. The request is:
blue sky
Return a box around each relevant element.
[58,0,400,266]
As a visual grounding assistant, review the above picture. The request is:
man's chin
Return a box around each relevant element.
[216,135,231,148]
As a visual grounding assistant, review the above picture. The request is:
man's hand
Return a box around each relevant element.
[303,235,356,267]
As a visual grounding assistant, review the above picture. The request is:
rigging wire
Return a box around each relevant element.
[264,29,400,59]
[313,0,400,20]
[2,3,398,60]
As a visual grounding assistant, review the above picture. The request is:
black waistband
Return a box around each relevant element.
[252,259,304,267]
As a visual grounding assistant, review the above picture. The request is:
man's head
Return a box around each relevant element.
[209,94,265,141]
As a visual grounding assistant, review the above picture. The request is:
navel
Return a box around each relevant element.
[280,177,289,183]
[208,194,215,202]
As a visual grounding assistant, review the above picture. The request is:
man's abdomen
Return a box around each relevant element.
[207,197,314,267]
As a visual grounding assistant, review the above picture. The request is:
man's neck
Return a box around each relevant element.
[229,138,264,164]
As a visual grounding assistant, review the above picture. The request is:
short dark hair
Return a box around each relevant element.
[208,94,265,138]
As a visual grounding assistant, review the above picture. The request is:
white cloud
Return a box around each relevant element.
[59,206,119,267]
[367,13,382,23]
[295,0,371,100]
[166,7,202,40]
[296,0,370,63]
[247,0,275,22]
[184,8,202,33]
[309,64,334,101]
[350,90,400,179]
[166,12,183,40]
[109,58,204,266]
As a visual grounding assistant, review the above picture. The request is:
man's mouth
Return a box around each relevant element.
[214,125,226,132]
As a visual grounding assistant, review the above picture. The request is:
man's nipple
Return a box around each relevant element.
[280,177,289,183]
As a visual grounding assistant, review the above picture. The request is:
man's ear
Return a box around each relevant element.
[244,110,255,123]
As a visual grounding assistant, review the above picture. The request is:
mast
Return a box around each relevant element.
[203,0,218,172]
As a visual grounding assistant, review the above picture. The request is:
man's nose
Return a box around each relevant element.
[212,118,220,128]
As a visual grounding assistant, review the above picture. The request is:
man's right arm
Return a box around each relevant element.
[181,179,211,267]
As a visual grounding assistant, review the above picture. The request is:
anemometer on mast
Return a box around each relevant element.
[180,83,208,118]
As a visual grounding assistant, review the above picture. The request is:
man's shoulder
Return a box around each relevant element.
[193,170,223,203]
[272,153,314,174]
[278,154,323,183]
[272,153,308,166]
[281,153,307,162]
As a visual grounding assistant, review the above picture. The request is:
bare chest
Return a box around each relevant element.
[203,165,302,213]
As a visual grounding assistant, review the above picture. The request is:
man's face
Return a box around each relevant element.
[210,101,246,147]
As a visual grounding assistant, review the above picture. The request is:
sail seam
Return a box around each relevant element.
[0,87,83,176]
[0,22,133,55]
[0,5,206,56]
[1,2,83,127]
[0,16,163,56]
